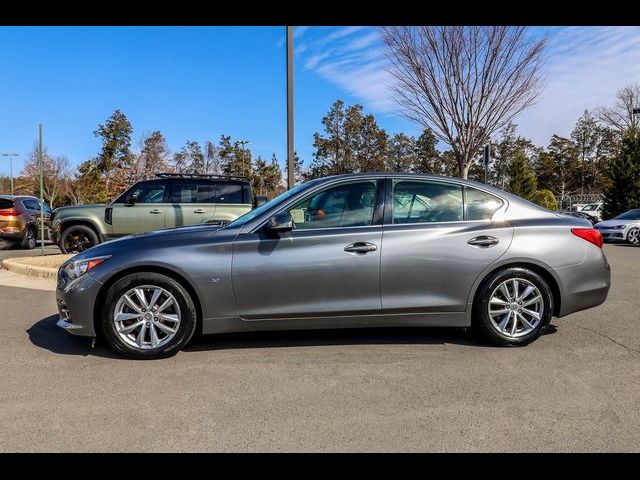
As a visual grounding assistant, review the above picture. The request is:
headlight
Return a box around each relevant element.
[611,225,626,230]
[62,255,111,280]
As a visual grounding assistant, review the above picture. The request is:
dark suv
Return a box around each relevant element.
[0,195,52,249]
[51,174,253,253]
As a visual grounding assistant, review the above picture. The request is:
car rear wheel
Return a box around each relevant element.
[21,225,37,250]
[59,225,99,253]
[473,267,553,347]
[101,272,198,359]
[627,227,639,245]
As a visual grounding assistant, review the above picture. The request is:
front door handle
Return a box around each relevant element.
[467,235,499,247]
[149,209,162,214]
[193,209,206,214]
[344,242,378,254]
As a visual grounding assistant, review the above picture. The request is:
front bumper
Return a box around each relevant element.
[598,228,626,241]
[56,270,103,337]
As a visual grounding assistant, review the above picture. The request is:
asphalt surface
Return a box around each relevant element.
[0,244,639,452]
[0,241,60,259]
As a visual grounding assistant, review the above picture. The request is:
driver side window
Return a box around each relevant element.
[128,182,166,203]
[287,180,377,230]
[392,180,463,224]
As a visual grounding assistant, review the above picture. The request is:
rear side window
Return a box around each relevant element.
[215,184,243,204]
[172,183,198,203]
[465,188,504,221]
[0,199,15,209]
[392,180,463,223]
[23,199,40,210]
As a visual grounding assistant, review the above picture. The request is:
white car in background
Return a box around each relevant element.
[595,209,640,244]
[580,202,603,222]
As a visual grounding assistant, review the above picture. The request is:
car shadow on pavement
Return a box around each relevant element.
[27,315,121,359]
[28,315,559,357]
[185,327,493,352]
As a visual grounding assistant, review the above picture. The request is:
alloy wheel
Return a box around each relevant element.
[628,227,639,245]
[113,285,181,350]
[487,278,544,338]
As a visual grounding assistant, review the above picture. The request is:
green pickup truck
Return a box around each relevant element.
[51,173,253,253]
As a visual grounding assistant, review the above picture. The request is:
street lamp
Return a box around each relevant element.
[1,153,18,195]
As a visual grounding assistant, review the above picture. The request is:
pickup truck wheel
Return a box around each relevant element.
[59,225,99,253]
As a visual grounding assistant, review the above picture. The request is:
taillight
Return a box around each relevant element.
[0,209,19,216]
[571,228,603,248]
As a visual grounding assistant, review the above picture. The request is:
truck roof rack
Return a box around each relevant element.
[155,172,249,182]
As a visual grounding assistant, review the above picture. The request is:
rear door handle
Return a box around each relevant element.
[149,209,162,214]
[344,242,378,254]
[467,235,499,247]
[193,209,206,214]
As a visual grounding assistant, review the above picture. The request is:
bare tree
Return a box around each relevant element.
[597,82,640,132]
[19,145,74,208]
[382,26,547,179]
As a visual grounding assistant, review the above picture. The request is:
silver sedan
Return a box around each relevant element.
[56,174,611,359]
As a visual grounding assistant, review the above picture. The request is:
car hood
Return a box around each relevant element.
[53,203,109,215]
[595,220,630,228]
[71,224,226,261]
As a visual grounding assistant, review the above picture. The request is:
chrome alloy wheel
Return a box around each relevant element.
[113,285,181,350]
[488,278,544,338]
[627,227,639,245]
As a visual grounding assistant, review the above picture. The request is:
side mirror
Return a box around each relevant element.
[266,211,293,232]
[125,194,138,206]
[254,195,268,208]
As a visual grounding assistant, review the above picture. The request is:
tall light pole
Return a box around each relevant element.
[1,153,19,195]
[286,26,295,190]
[39,123,45,256]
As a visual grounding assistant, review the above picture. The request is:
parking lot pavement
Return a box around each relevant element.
[0,244,639,452]
[0,242,60,260]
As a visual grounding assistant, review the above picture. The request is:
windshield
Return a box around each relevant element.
[614,210,640,220]
[226,181,318,227]
[582,204,599,211]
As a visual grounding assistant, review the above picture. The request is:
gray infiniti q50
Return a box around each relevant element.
[56,173,610,359]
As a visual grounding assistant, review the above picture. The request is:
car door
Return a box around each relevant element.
[165,181,218,227]
[380,179,513,313]
[110,181,168,235]
[232,179,384,320]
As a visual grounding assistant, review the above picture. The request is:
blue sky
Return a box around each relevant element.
[1,26,640,177]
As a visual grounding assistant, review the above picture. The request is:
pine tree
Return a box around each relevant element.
[386,133,416,172]
[93,109,135,196]
[507,150,538,200]
[138,131,171,180]
[413,129,440,174]
[602,130,640,219]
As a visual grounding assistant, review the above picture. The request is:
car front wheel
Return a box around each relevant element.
[627,227,639,245]
[101,272,198,359]
[473,267,553,347]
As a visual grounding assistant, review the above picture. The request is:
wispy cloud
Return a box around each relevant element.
[294,26,309,38]
[299,26,640,145]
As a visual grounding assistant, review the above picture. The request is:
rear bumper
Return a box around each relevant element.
[555,248,611,317]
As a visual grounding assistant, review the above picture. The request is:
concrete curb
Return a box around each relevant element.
[1,256,69,279]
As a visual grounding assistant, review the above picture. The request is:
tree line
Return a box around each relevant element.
[3,83,639,218]
[5,109,299,207]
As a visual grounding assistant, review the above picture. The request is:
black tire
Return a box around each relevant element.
[101,272,198,360]
[59,225,99,253]
[21,225,37,250]
[473,267,553,347]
